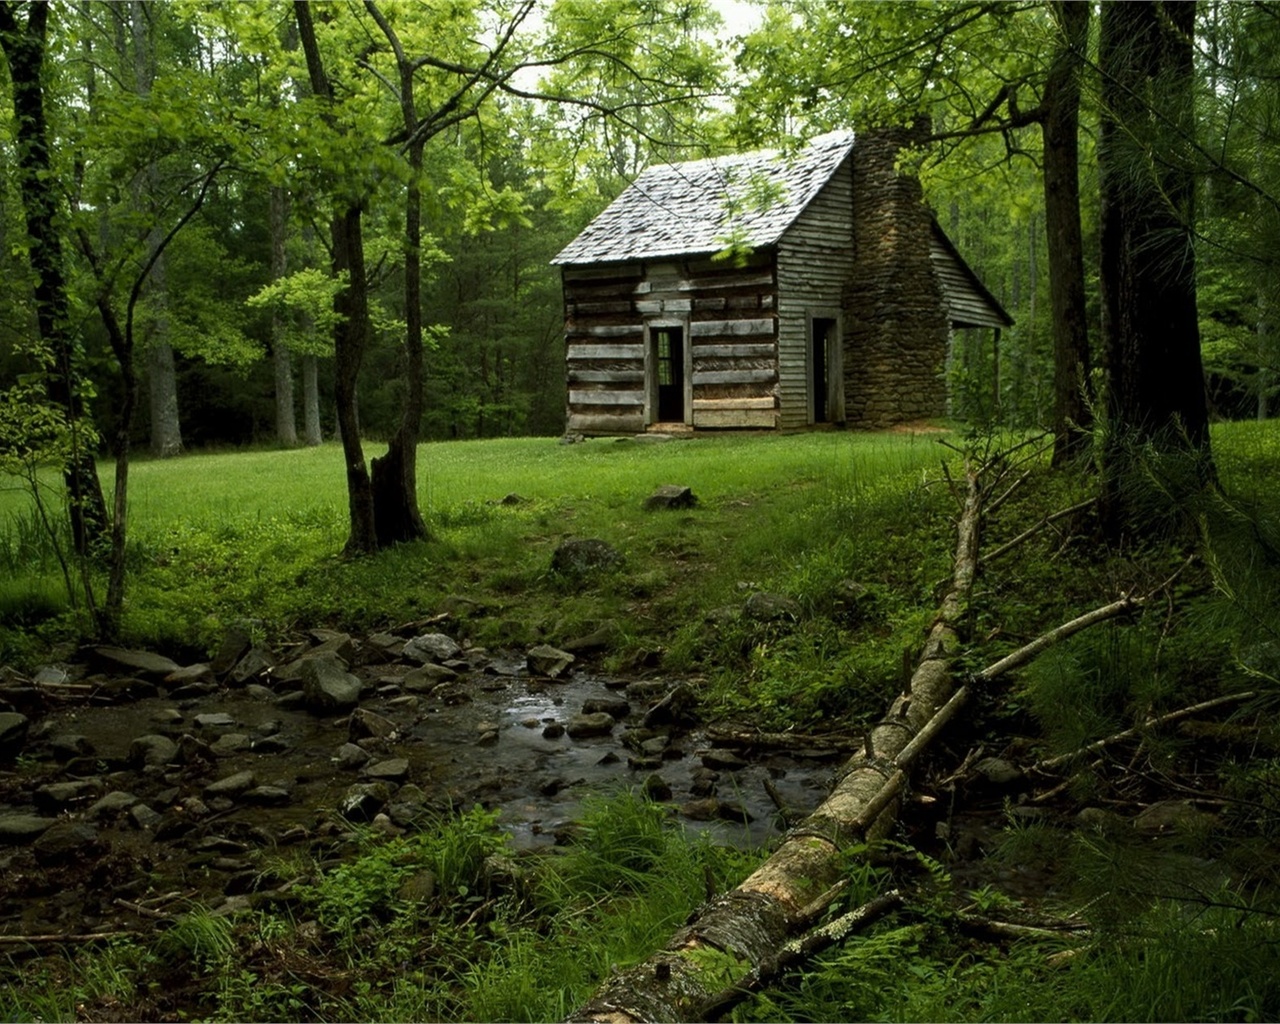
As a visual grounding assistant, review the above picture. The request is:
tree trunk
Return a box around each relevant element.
[295,0,377,555]
[270,185,298,447]
[568,465,988,1023]
[1099,0,1212,534]
[1044,0,1093,465]
[302,351,323,445]
[0,1,109,556]
[146,338,182,457]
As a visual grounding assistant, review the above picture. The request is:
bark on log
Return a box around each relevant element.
[567,465,987,1023]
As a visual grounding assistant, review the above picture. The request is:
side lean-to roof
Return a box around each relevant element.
[551,131,857,266]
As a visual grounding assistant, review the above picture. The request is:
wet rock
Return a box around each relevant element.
[49,732,95,760]
[403,633,461,665]
[210,733,253,756]
[643,484,697,511]
[245,684,277,702]
[743,591,801,623]
[33,665,69,686]
[403,664,459,691]
[582,696,630,719]
[0,814,57,844]
[93,646,181,679]
[168,680,218,700]
[275,690,306,710]
[177,733,214,765]
[253,735,292,754]
[230,647,276,686]
[35,779,104,811]
[367,632,406,658]
[336,743,372,770]
[99,676,159,701]
[643,683,699,728]
[87,791,138,820]
[33,822,101,864]
[690,767,718,797]
[340,782,392,821]
[243,786,291,806]
[551,538,621,579]
[152,708,184,725]
[348,708,396,742]
[129,734,179,768]
[195,712,237,730]
[527,645,575,679]
[204,770,257,798]
[680,798,752,823]
[164,663,216,688]
[702,748,748,771]
[300,654,362,714]
[542,722,565,740]
[130,803,163,829]
[362,758,409,783]
[640,736,669,756]
[566,712,615,739]
[275,636,357,683]
[642,773,672,801]
[0,712,30,759]
[625,680,667,702]
[973,757,1023,786]
[210,627,253,676]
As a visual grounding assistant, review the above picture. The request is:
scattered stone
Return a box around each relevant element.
[130,804,163,829]
[640,736,669,756]
[499,493,527,506]
[87,791,139,819]
[701,748,748,771]
[164,663,216,688]
[0,712,30,759]
[625,680,667,702]
[300,654,362,714]
[348,708,397,742]
[210,628,253,676]
[253,735,293,754]
[679,798,721,821]
[168,681,218,700]
[642,773,672,801]
[477,728,500,746]
[49,732,94,761]
[643,683,699,728]
[93,647,181,678]
[35,779,103,811]
[129,734,179,768]
[152,708,184,725]
[195,712,237,730]
[362,758,410,783]
[542,722,565,740]
[204,771,257,798]
[566,712,615,739]
[244,684,277,702]
[177,733,213,765]
[527,645,575,679]
[275,690,306,710]
[230,647,276,686]
[243,786,291,806]
[210,733,253,756]
[1134,799,1219,835]
[597,751,620,765]
[973,757,1023,786]
[628,755,662,771]
[403,633,461,665]
[275,635,358,682]
[1076,807,1126,832]
[33,666,69,686]
[0,814,56,844]
[582,697,630,719]
[643,484,697,511]
[336,743,372,770]
[743,591,801,623]
[339,782,392,821]
[403,663,460,692]
[563,621,621,654]
[33,822,101,864]
[99,676,160,701]
[399,869,438,902]
[551,538,621,579]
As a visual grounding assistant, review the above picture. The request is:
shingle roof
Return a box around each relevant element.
[551,131,856,266]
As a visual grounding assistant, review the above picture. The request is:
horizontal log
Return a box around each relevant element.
[694,408,777,428]
[564,264,641,281]
[690,318,775,338]
[693,343,775,359]
[692,397,777,411]
[566,344,644,360]
[567,412,646,435]
[568,369,644,384]
[571,301,633,315]
[568,325,644,339]
[569,389,644,406]
[692,369,777,385]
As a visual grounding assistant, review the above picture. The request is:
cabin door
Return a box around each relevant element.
[654,326,686,422]
[811,317,839,423]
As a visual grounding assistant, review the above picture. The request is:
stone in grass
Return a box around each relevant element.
[643,485,697,511]
[743,591,801,623]
[550,538,621,580]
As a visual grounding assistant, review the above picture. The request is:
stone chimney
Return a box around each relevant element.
[843,121,950,427]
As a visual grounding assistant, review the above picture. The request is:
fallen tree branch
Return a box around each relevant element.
[983,498,1096,563]
[956,914,1090,942]
[698,890,904,1021]
[0,930,139,945]
[702,726,857,754]
[1033,690,1258,773]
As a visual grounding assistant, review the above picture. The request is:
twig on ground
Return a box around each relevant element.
[984,498,1096,563]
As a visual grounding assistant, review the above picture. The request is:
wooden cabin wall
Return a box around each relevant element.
[562,252,779,434]
[776,156,856,429]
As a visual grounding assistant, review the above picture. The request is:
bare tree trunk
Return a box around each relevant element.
[1044,0,1093,464]
[146,337,182,457]
[269,184,298,446]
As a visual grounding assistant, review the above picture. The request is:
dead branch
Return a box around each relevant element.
[956,914,1090,942]
[975,594,1142,684]
[985,468,1034,518]
[702,726,857,754]
[1033,690,1258,773]
[0,930,139,945]
[984,498,1096,563]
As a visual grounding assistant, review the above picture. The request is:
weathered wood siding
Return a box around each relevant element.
[562,253,779,434]
[776,154,856,428]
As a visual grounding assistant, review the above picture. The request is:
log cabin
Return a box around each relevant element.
[551,128,1013,435]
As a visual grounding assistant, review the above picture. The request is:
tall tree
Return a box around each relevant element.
[1098,0,1212,532]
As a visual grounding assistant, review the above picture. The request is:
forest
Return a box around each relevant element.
[2,1,1280,1022]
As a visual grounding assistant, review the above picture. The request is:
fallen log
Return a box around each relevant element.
[567,461,989,1023]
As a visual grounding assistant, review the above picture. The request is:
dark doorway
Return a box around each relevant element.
[812,318,836,423]
[655,326,685,422]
